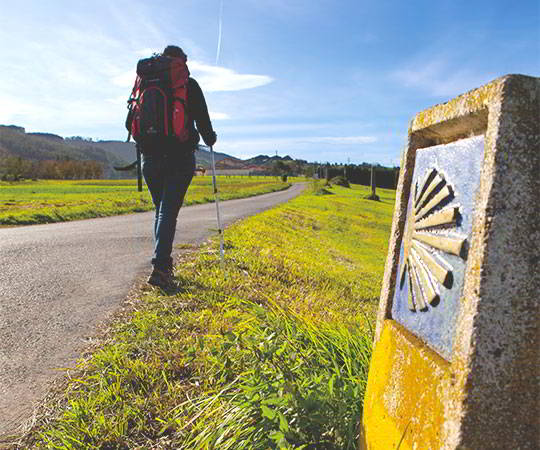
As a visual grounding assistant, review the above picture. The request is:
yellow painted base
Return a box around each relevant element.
[360,320,450,450]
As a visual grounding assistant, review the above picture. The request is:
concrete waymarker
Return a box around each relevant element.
[360,75,539,449]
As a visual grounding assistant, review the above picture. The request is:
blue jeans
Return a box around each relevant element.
[142,152,195,270]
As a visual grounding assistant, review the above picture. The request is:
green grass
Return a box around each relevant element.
[0,176,291,226]
[13,183,395,449]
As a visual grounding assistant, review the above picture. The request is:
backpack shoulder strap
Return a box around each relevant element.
[169,57,190,88]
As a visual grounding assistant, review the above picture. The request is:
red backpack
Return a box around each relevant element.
[126,54,190,146]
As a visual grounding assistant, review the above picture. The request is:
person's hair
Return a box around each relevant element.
[163,45,187,60]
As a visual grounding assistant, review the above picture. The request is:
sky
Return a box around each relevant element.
[0,0,538,166]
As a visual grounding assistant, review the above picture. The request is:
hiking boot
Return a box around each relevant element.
[147,266,174,288]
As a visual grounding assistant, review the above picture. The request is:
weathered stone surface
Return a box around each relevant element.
[362,320,450,449]
[392,136,484,359]
[362,74,539,449]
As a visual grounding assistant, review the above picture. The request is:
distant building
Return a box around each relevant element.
[210,167,266,176]
[212,157,268,176]
[212,169,252,176]
[194,166,207,176]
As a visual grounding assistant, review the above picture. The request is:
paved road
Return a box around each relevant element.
[0,183,304,435]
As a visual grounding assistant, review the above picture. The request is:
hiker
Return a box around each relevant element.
[128,45,217,287]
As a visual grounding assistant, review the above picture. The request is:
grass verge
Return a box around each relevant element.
[0,176,292,226]
[10,182,395,449]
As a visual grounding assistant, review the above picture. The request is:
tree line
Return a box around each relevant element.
[272,160,399,189]
[0,156,103,181]
[325,165,399,189]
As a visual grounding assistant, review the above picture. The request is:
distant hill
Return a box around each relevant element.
[92,140,235,169]
[0,125,252,178]
[0,126,128,178]
[243,154,293,168]
[91,141,137,164]
[215,156,250,169]
[92,143,294,172]
[243,155,273,166]
[28,132,64,141]
[195,145,236,168]
[0,124,324,179]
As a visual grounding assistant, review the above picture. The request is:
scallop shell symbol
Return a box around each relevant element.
[399,168,467,312]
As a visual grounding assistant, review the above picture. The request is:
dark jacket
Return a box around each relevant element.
[185,77,215,149]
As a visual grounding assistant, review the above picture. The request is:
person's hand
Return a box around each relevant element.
[205,131,217,147]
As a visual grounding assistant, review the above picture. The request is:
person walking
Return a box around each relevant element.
[135,45,216,287]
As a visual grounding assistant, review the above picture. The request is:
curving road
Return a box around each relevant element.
[0,183,304,436]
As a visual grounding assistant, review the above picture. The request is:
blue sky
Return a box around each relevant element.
[0,1,538,165]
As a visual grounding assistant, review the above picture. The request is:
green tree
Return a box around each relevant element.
[273,160,288,176]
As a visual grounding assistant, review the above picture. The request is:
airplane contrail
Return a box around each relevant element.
[215,0,224,65]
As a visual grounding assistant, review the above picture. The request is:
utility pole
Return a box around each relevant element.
[371,165,376,196]
[344,157,350,179]
[366,164,380,201]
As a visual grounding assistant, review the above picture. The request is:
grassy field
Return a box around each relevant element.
[0,176,292,226]
[12,182,395,449]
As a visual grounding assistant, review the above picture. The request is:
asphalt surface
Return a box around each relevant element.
[0,183,304,435]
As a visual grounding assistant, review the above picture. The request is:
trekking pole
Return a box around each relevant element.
[136,144,142,192]
[209,145,225,269]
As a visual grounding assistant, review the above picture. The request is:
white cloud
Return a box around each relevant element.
[106,95,130,104]
[109,61,273,93]
[210,111,231,120]
[189,61,273,92]
[135,47,160,57]
[0,95,42,124]
[111,70,137,88]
